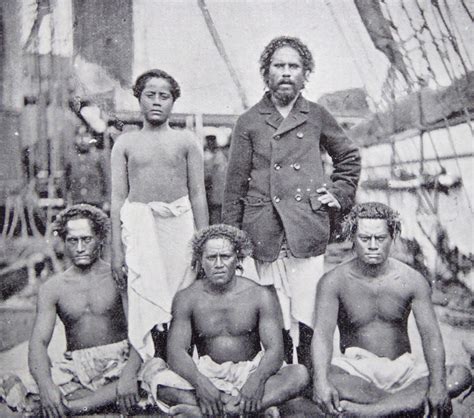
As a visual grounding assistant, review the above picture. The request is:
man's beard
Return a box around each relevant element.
[269,81,300,106]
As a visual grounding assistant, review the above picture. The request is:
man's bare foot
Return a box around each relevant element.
[169,403,202,417]
[23,394,41,416]
[222,393,241,415]
[264,405,280,417]
[340,400,374,416]
[62,398,78,415]
[341,398,426,417]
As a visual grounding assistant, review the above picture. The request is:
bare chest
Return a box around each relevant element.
[340,280,411,326]
[194,299,258,338]
[58,283,120,321]
[127,142,186,172]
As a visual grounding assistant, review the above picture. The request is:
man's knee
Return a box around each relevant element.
[65,388,94,401]
[295,364,311,390]
[328,367,387,402]
[156,385,197,406]
[156,385,177,403]
[447,364,472,397]
[284,364,310,390]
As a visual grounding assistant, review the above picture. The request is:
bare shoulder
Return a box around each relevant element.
[319,258,355,290]
[178,129,197,141]
[390,258,430,292]
[237,276,263,292]
[178,129,201,150]
[238,277,277,304]
[94,260,119,288]
[114,130,137,145]
[173,280,202,306]
[113,131,141,152]
[38,273,64,302]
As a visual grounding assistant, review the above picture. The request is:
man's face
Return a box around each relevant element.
[64,218,100,268]
[353,218,393,266]
[201,238,238,286]
[139,77,174,125]
[266,46,307,106]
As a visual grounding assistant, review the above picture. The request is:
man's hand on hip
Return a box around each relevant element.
[317,187,341,210]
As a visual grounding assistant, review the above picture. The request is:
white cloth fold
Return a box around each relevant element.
[121,196,196,361]
[242,254,323,350]
[140,352,265,413]
[332,347,429,393]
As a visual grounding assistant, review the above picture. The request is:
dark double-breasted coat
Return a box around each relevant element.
[222,92,361,262]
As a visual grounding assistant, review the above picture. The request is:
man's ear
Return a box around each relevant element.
[304,70,310,81]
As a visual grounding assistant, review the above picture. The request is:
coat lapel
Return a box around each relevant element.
[273,94,309,137]
[258,93,310,137]
[258,93,283,130]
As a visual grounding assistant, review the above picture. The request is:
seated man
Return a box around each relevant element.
[141,224,309,417]
[312,202,471,417]
[26,204,141,417]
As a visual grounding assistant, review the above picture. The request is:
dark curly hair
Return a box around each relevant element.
[342,202,401,240]
[191,224,253,275]
[53,204,110,244]
[132,69,181,101]
[259,36,315,83]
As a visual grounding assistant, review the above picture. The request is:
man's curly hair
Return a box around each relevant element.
[191,224,253,275]
[53,204,110,244]
[132,69,181,101]
[342,202,401,240]
[259,36,315,83]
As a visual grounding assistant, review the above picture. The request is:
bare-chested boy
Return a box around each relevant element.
[311,202,471,417]
[27,205,140,417]
[110,69,208,361]
[139,225,309,416]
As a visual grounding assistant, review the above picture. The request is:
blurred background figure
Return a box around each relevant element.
[65,126,110,212]
[204,134,229,225]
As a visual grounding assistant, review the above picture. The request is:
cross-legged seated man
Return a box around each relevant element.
[311,202,471,417]
[26,205,140,417]
[140,224,309,417]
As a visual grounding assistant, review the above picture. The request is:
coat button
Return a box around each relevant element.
[293,163,301,170]
[274,196,281,203]
[297,132,304,138]
[274,135,280,140]
[274,163,281,170]
[295,193,302,201]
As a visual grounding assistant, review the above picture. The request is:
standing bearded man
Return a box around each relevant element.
[222,36,361,368]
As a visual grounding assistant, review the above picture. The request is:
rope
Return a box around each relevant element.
[415,0,456,83]
[440,120,473,211]
[380,1,418,89]
[325,0,388,124]
[1,197,13,238]
[400,1,440,84]
[197,0,249,109]
[417,1,474,139]
[443,0,473,68]
[381,1,473,212]
[341,7,385,90]
[460,0,473,21]
[430,0,470,74]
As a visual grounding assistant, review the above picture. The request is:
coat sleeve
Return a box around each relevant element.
[221,116,253,228]
[320,106,361,213]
